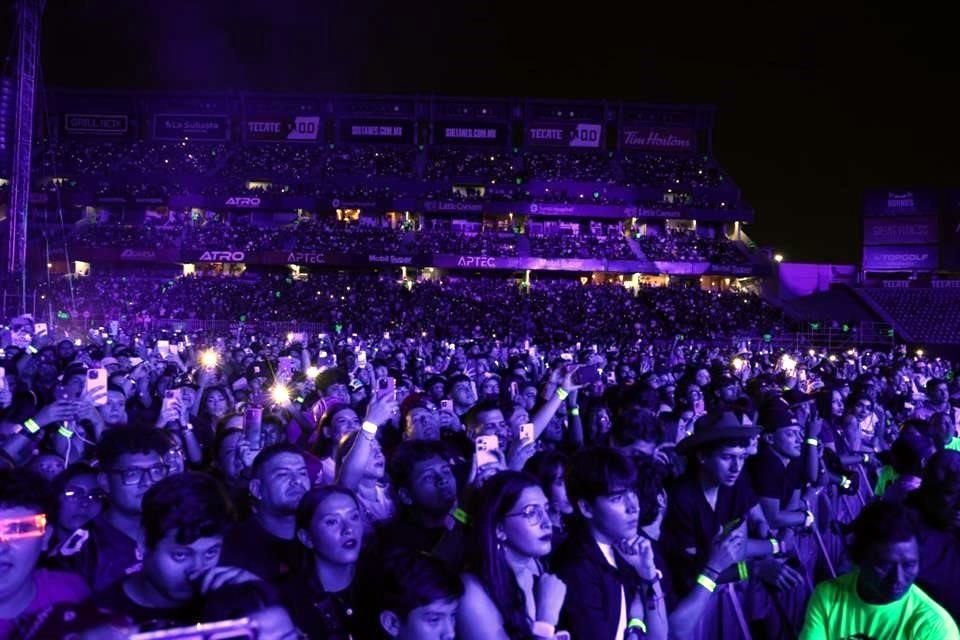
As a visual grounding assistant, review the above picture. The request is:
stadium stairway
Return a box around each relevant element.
[515,234,531,257]
[624,234,650,261]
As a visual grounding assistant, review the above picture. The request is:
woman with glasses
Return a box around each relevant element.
[458,471,568,640]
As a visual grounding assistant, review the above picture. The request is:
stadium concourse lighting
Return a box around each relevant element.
[773,254,784,263]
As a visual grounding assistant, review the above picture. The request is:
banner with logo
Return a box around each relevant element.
[340,120,414,144]
[862,245,939,271]
[620,126,696,152]
[63,113,129,136]
[153,114,230,141]
[862,190,940,217]
[435,121,506,145]
[423,201,485,213]
[525,122,603,148]
[863,216,940,245]
[245,115,321,141]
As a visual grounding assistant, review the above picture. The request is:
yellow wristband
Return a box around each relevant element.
[361,421,378,435]
[696,574,717,593]
[555,388,569,400]
[737,561,749,581]
[805,437,819,446]
[770,538,780,555]
[23,418,41,434]
[58,425,75,439]
[628,618,647,633]
[569,407,580,416]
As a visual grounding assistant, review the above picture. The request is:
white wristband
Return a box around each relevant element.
[361,421,378,435]
[532,621,556,638]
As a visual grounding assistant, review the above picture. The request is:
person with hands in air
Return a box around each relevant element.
[1,391,85,467]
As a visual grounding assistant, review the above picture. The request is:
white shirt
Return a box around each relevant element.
[597,541,627,640]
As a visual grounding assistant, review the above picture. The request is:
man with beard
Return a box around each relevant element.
[221,444,311,583]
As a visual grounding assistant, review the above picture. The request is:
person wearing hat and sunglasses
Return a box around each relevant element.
[663,411,805,639]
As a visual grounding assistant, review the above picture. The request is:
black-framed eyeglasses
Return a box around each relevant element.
[62,489,107,504]
[108,464,168,486]
[505,504,557,525]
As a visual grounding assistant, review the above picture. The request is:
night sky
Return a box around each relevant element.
[5,1,958,264]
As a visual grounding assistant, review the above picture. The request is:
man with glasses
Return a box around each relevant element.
[50,428,171,592]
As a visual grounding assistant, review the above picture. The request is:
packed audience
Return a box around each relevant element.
[637,229,749,264]
[2,280,960,638]
[529,233,635,260]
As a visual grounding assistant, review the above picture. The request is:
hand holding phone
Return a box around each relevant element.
[519,422,535,444]
[476,435,501,468]
[85,368,109,405]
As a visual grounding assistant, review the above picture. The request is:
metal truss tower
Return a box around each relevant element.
[6,0,45,314]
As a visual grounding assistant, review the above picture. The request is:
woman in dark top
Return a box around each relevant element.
[281,486,363,639]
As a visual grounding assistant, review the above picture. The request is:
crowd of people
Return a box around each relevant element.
[33,140,731,201]
[637,229,749,264]
[41,273,788,346]
[2,286,960,639]
[42,212,759,264]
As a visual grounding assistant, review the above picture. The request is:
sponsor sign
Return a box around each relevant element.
[120,249,157,261]
[862,190,939,217]
[197,251,246,263]
[863,216,939,245]
[64,113,129,135]
[621,126,696,151]
[224,197,262,208]
[153,114,230,141]
[424,201,485,213]
[246,115,320,141]
[526,122,603,148]
[341,120,414,143]
[862,245,939,271]
[435,121,506,145]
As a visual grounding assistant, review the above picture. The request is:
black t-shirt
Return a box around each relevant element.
[279,567,357,640]
[747,445,805,508]
[94,578,201,629]
[220,517,309,584]
[662,473,758,596]
[45,514,141,593]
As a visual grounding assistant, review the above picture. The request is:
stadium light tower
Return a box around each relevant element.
[6,0,45,315]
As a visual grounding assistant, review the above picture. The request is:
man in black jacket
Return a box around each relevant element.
[554,447,667,640]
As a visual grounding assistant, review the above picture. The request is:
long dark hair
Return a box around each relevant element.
[467,471,541,639]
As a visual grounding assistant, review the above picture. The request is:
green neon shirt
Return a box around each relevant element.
[800,570,959,640]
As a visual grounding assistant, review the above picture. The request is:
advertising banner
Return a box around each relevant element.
[620,126,696,152]
[63,113,129,136]
[862,190,940,217]
[863,216,940,245]
[423,201,485,213]
[525,122,603,148]
[340,120,414,144]
[862,245,939,271]
[245,115,321,141]
[153,114,230,141]
[435,121,506,145]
